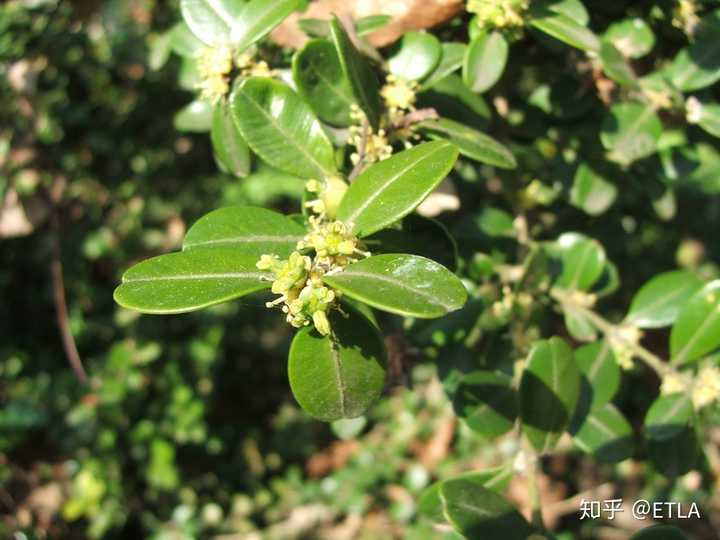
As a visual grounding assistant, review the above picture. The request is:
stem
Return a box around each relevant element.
[551,288,672,377]
[525,449,545,530]
[349,117,369,182]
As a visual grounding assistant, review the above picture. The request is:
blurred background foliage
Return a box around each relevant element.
[2,0,720,539]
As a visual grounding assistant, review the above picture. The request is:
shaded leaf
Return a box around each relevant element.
[601,101,662,166]
[570,163,617,216]
[529,9,600,52]
[388,31,442,81]
[231,0,300,53]
[463,32,508,93]
[645,394,693,441]
[423,42,467,88]
[174,99,213,132]
[452,371,517,439]
[572,403,634,463]
[211,101,251,177]
[575,342,620,411]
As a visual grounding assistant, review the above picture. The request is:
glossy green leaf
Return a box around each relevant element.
[231,0,299,52]
[183,206,305,258]
[423,42,467,88]
[554,232,607,291]
[355,15,392,35]
[439,480,534,540]
[211,101,251,178]
[336,141,458,237]
[604,17,655,59]
[529,9,600,52]
[114,248,270,314]
[231,77,337,179]
[626,270,703,329]
[542,0,589,24]
[169,21,206,57]
[388,31,442,81]
[418,118,516,169]
[691,101,720,138]
[575,342,620,411]
[174,99,213,132]
[572,403,634,463]
[452,371,517,439]
[520,337,580,453]
[601,102,662,166]
[180,0,245,45]
[570,163,617,216]
[417,467,512,523]
[420,74,492,127]
[645,394,693,441]
[463,32,508,93]
[323,254,467,318]
[670,280,720,364]
[564,308,597,342]
[297,18,329,38]
[293,39,355,127]
[288,308,386,421]
[600,40,639,88]
[329,16,382,130]
[668,11,720,91]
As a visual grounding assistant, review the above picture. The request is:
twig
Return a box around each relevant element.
[389,108,439,131]
[525,449,545,531]
[349,117,369,181]
[50,210,88,383]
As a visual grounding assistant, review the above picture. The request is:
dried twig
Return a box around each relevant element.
[389,107,439,131]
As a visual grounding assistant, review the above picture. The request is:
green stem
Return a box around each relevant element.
[525,448,544,530]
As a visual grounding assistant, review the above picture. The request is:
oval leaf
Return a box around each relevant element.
[337,141,458,237]
[180,0,244,46]
[388,31,442,81]
[211,101,251,178]
[554,232,607,292]
[529,9,600,52]
[572,403,634,463]
[463,32,509,93]
[668,11,720,91]
[231,0,299,52]
[288,308,386,421]
[601,101,662,166]
[452,370,517,439]
[183,206,305,258]
[626,270,703,329]
[575,341,621,411]
[645,394,693,441]
[114,248,270,314]
[231,77,337,179]
[423,42,467,88]
[293,39,356,127]
[600,40,639,88]
[670,280,720,364]
[323,254,467,318]
[174,99,213,132]
[570,163,617,216]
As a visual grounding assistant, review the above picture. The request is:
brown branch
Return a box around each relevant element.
[50,209,88,384]
[349,117,369,182]
[389,107,439,131]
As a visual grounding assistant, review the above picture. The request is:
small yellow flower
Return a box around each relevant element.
[381,75,419,114]
[467,0,528,36]
[661,372,690,395]
[692,363,720,410]
[609,324,643,371]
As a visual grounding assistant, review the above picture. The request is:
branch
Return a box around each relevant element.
[389,107,439,131]
[349,117,369,181]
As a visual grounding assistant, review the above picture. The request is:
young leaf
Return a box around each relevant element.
[168,21,206,58]
[670,280,720,364]
[293,39,356,127]
[571,403,634,463]
[329,16,382,130]
[604,17,655,59]
[180,0,245,46]
[439,479,534,540]
[645,394,693,441]
[387,31,442,81]
[625,270,703,329]
[520,337,580,453]
[554,232,607,292]
[529,8,600,52]
[323,254,467,318]
[423,42,467,88]
[231,0,300,53]
[174,99,213,132]
[452,370,517,439]
[570,163,617,216]
[336,141,458,237]
[463,32,509,93]
[601,101,662,166]
[355,15,392,36]
[231,77,337,179]
[183,206,306,258]
[417,118,516,169]
[211,101,251,178]
[288,308,386,421]
[114,248,270,314]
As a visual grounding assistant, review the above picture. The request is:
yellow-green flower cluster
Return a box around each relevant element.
[381,75,419,120]
[349,105,393,165]
[672,0,701,35]
[467,0,528,38]
[304,176,348,218]
[195,47,275,104]
[661,362,720,410]
[608,324,643,370]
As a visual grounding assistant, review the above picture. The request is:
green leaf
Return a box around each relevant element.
[648,424,699,477]
[554,232,607,292]
[288,308,386,421]
[423,42,467,88]
[336,141,458,237]
[626,270,703,329]
[323,254,467,318]
[572,403,634,463]
[575,342,621,411]
[529,9,600,52]
[563,308,597,342]
[570,163,617,216]
[520,337,580,453]
[668,11,720,91]
[645,394,693,441]
[601,101,662,166]
[670,280,720,364]
[420,74,491,127]
[439,479,533,540]
[183,206,306,258]
[231,0,299,52]
[600,40,639,88]
[329,16,382,130]
[169,21,206,57]
[114,248,270,314]
[629,526,689,540]
[211,101,251,178]
[388,31,442,81]
[418,467,512,523]
[417,118,516,169]
[180,0,245,45]
[174,99,213,132]
[604,17,655,59]
[452,371,517,439]
[231,77,337,179]
[293,39,355,127]
[355,15,392,35]
[691,100,720,139]
[463,32,509,93]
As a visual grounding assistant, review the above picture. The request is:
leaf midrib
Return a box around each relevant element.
[185,234,303,248]
[124,272,268,283]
